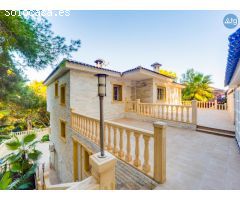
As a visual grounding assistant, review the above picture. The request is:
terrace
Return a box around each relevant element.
[112,118,239,189]
[70,99,239,189]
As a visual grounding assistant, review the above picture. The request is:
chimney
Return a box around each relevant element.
[151,62,162,73]
[95,59,104,68]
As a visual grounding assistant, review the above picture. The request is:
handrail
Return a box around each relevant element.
[125,100,196,125]
[182,100,227,110]
[72,112,153,137]
[71,111,155,178]
[10,127,50,136]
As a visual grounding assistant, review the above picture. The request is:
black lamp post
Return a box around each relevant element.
[95,73,107,158]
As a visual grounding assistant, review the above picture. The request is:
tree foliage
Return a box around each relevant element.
[180,68,214,101]
[0,10,80,133]
[0,10,80,69]
[0,81,49,133]
[159,69,177,79]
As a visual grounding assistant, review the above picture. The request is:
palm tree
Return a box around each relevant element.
[181,69,214,101]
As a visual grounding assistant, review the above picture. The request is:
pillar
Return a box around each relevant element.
[89,151,116,190]
[191,100,197,125]
[153,121,166,184]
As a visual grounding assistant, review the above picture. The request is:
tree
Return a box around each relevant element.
[1,81,49,132]
[0,10,80,69]
[180,68,214,101]
[0,11,80,132]
[159,69,177,79]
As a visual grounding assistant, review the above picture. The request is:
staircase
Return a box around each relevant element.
[197,125,235,138]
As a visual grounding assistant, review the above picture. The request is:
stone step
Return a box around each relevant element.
[197,125,235,138]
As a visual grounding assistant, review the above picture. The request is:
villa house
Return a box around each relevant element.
[44,59,185,185]
[225,28,240,148]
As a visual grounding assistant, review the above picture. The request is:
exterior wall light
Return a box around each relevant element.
[95,73,108,158]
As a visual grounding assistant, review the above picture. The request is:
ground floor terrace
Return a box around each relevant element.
[112,118,240,189]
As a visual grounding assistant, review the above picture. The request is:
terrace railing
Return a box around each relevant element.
[10,127,50,136]
[125,99,197,125]
[182,100,227,110]
[71,111,166,184]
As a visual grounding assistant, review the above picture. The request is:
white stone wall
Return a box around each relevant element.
[227,91,235,124]
[135,79,153,103]
[70,70,131,120]
[47,72,74,183]
[153,78,182,104]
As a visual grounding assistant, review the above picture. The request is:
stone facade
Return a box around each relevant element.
[130,78,182,104]
[134,79,153,103]
[70,70,131,120]
[47,72,73,182]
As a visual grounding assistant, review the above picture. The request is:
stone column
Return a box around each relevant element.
[191,100,197,125]
[90,152,116,190]
[153,121,166,184]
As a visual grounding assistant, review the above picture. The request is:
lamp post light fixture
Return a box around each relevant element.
[95,73,108,158]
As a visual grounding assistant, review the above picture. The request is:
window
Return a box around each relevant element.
[157,87,166,101]
[55,81,58,97]
[60,84,66,105]
[113,84,122,101]
[60,120,66,140]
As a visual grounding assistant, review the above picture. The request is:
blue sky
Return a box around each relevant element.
[26,10,239,89]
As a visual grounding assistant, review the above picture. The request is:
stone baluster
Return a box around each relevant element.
[125,130,132,162]
[86,118,89,137]
[133,132,141,167]
[166,105,169,120]
[142,135,151,173]
[87,120,91,138]
[79,116,81,132]
[118,128,124,159]
[176,106,179,121]
[82,118,85,135]
[113,127,118,155]
[186,107,190,123]
[96,122,100,144]
[92,120,96,142]
[75,115,78,131]
[91,120,96,141]
[181,106,184,122]
[75,115,77,131]
[78,116,81,132]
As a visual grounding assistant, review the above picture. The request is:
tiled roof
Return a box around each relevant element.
[44,59,176,84]
[67,59,121,74]
[225,28,240,86]
[122,65,174,79]
[43,59,121,84]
